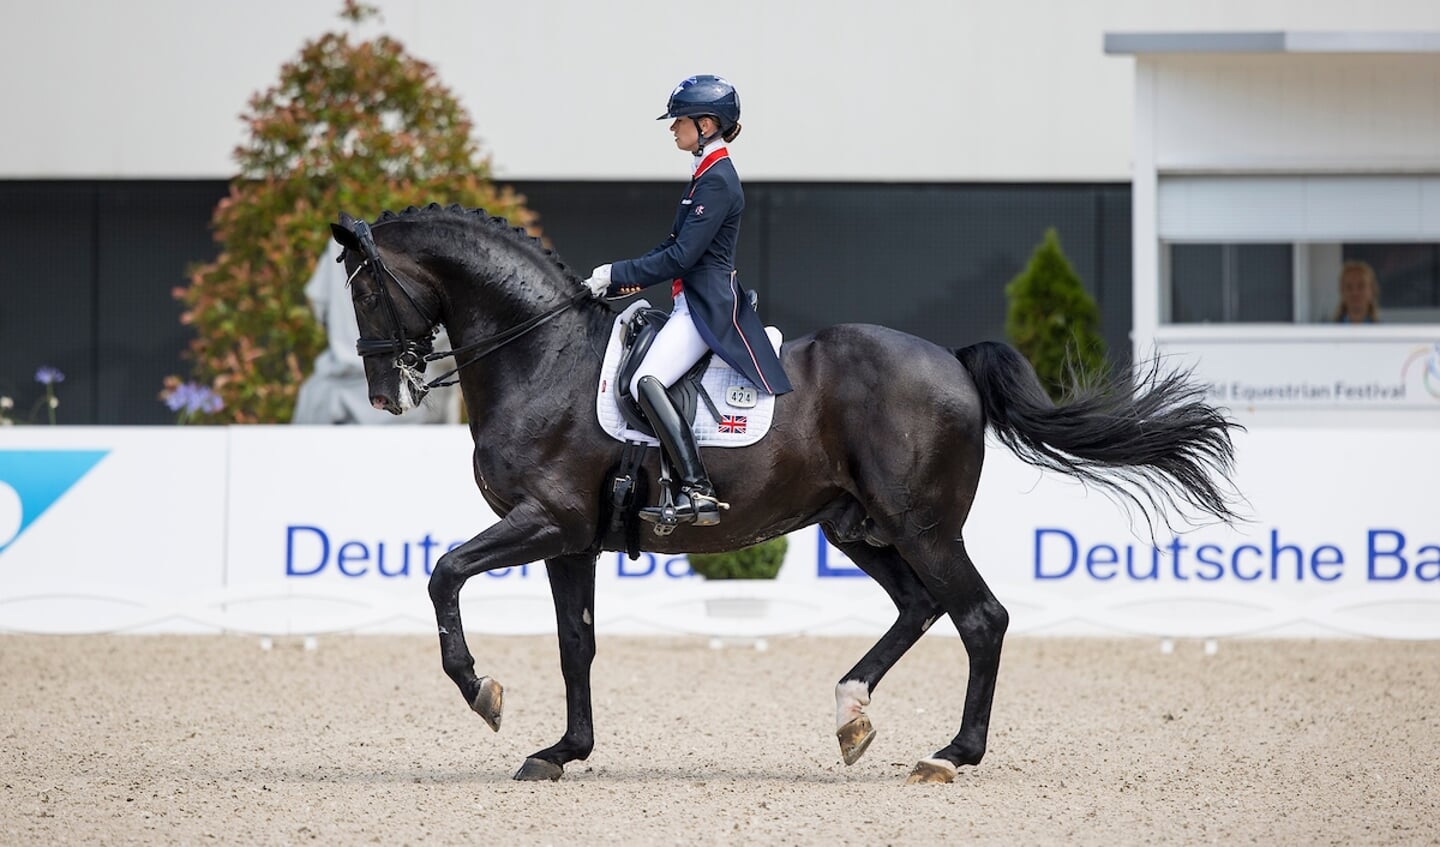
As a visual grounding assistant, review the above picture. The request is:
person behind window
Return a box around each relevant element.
[1333,260,1380,324]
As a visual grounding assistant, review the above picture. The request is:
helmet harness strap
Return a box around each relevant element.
[690,117,707,157]
[691,115,723,157]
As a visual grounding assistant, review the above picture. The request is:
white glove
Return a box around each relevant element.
[582,264,612,298]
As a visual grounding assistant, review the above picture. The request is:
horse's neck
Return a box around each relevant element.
[438,275,607,429]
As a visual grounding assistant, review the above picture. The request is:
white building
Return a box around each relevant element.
[1110,31,1440,428]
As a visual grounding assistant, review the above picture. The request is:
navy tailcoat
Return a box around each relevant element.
[608,150,793,395]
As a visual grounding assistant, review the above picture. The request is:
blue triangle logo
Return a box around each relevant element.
[0,450,109,554]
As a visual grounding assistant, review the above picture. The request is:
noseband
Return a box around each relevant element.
[345,220,588,397]
[348,221,438,371]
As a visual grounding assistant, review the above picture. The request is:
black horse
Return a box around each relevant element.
[329,205,1239,785]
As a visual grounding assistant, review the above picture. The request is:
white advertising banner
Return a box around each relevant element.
[1,425,1435,638]
[0,428,227,633]
[224,425,545,635]
[963,431,1439,639]
[1158,335,1440,411]
[220,426,893,636]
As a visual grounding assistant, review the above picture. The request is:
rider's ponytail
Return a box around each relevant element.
[722,122,742,143]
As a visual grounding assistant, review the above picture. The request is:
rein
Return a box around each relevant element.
[346,220,588,394]
[419,290,589,389]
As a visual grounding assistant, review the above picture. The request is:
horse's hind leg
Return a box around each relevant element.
[897,537,1009,784]
[514,553,598,782]
[823,531,943,766]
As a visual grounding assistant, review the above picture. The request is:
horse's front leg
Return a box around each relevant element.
[513,553,598,782]
[427,502,567,733]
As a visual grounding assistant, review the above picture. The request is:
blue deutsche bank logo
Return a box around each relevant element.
[816,527,866,577]
[0,450,109,554]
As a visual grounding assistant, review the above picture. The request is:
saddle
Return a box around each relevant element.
[611,307,722,439]
[601,295,775,553]
[605,306,723,552]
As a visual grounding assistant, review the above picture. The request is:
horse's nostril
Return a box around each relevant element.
[371,396,388,411]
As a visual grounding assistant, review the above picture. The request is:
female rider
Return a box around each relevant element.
[583,74,792,527]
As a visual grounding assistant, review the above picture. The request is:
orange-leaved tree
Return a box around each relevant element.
[174,1,535,422]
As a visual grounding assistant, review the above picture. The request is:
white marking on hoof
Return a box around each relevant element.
[905,757,958,785]
[834,680,871,729]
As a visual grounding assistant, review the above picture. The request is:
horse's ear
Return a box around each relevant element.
[330,217,361,252]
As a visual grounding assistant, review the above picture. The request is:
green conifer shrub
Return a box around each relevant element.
[1004,228,1108,401]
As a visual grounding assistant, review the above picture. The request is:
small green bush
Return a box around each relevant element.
[687,536,788,580]
[1004,228,1108,402]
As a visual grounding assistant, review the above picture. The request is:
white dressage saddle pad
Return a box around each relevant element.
[595,300,781,448]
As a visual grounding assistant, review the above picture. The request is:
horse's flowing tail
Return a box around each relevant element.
[954,341,1242,528]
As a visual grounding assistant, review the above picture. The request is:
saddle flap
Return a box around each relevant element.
[596,300,779,449]
[612,306,711,436]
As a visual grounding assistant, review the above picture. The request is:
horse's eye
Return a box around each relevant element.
[356,292,380,309]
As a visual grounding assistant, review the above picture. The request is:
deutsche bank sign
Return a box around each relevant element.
[0,425,1434,637]
[0,450,108,553]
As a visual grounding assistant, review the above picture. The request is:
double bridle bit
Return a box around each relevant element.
[346,220,587,397]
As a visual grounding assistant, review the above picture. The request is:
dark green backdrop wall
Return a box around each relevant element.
[0,180,1131,424]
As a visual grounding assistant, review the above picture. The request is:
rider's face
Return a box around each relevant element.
[670,117,715,153]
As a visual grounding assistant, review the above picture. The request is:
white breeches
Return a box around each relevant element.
[629,292,711,397]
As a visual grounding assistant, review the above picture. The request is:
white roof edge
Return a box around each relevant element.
[1104,31,1440,56]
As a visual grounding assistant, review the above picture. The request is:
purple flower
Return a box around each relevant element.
[164,383,194,413]
[165,382,224,418]
[35,366,65,386]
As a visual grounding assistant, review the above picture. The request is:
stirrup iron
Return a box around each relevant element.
[685,490,729,528]
[637,455,727,533]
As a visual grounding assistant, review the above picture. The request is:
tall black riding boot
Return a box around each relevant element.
[635,375,725,527]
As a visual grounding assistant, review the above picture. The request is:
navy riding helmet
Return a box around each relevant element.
[657,75,740,134]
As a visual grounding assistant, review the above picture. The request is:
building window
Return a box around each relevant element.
[1342,243,1440,313]
[1163,240,1440,324]
[1167,243,1293,323]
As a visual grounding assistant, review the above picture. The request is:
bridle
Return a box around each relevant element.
[344,219,588,399]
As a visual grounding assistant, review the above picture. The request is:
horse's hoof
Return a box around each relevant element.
[470,676,503,732]
[904,757,958,785]
[836,714,876,766]
[513,757,564,782]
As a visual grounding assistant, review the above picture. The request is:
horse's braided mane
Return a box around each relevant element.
[373,203,578,280]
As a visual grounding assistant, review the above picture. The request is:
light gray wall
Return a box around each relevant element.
[3,0,1438,181]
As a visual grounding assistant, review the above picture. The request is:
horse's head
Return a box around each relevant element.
[330,212,442,415]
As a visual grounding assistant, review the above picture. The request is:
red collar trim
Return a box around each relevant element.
[692,147,730,180]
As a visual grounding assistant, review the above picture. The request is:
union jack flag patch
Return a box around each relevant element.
[718,414,747,434]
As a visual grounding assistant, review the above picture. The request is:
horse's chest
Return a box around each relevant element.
[472,458,519,514]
